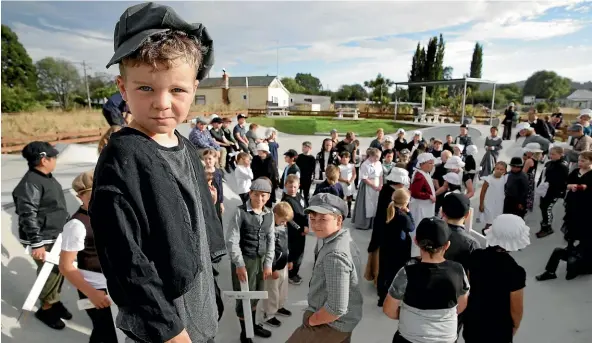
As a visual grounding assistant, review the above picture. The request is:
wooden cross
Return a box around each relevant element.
[223,274,268,338]
[21,233,125,343]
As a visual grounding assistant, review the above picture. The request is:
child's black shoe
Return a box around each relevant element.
[535,271,557,281]
[264,317,281,327]
[276,307,292,317]
[35,307,65,330]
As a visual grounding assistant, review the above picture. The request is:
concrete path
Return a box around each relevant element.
[2,121,591,343]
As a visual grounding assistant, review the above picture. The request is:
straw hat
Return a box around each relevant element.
[484,214,530,251]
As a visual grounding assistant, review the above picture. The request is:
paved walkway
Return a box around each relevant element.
[2,122,590,343]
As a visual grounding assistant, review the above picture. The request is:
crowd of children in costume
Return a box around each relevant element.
[12,110,592,343]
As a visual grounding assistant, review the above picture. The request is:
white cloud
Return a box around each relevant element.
[5,0,591,92]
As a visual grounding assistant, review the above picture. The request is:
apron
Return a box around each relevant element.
[409,169,436,257]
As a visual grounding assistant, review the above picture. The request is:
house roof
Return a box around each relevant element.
[199,76,277,88]
[567,89,592,100]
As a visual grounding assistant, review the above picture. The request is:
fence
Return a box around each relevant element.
[1,129,106,154]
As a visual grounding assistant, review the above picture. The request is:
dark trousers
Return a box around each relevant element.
[78,289,118,343]
[288,248,305,279]
[393,331,412,343]
[544,242,592,276]
[287,311,352,343]
[540,196,559,226]
[503,196,526,218]
[354,166,360,188]
[212,264,224,321]
[300,181,312,206]
[545,247,569,274]
[502,121,513,140]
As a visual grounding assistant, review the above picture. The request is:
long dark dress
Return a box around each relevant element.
[368,184,398,253]
[564,169,592,242]
[525,157,538,211]
[377,208,414,303]
[251,155,279,206]
[479,136,503,178]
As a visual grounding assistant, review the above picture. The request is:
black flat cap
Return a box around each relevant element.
[106,2,214,81]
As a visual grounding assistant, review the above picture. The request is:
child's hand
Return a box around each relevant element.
[220,203,225,214]
[263,267,272,280]
[209,185,217,204]
[288,262,293,271]
[430,195,436,203]
[272,271,280,279]
[567,184,578,192]
[303,226,310,235]
[479,204,484,212]
[236,266,248,282]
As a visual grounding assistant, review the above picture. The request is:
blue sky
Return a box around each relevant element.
[2,1,591,91]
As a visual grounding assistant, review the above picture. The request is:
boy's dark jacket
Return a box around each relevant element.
[540,158,569,198]
[251,155,279,190]
[272,226,289,271]
[281,192,308,261]
[13,169,69,248]
[296,153,315,183]
[280,163,300,188]
[89,128,225,342]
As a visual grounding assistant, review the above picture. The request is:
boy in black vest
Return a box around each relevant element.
[89,4,225,342]
[13,141,71,330]
[59,170,117,342]
[227,177,276,342]
[281,174,309,285]
[281,149,301,193]
[296,141,316,205]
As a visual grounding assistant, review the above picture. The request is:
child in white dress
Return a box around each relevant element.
[338,151,357,216]
[479,161,508,234]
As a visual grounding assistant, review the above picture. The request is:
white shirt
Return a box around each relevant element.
[61,219,107,290]
[234,165,254,194]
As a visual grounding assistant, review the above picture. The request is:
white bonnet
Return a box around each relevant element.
[415,152,435,168]
[515,122,531,131]
[444,156,465,169]
[443,172,461,186]
[387,167,410,186]
[466,145,478,156]
[484,214,531,251]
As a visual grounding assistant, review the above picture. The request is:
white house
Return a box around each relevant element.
[563,89,592,109]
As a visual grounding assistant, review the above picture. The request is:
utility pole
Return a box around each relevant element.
[275,40,279,77]
[81,60,92,111]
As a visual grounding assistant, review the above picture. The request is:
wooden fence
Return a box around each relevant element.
[1,129,106,154]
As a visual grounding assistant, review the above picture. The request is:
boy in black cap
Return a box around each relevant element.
[226,177,276,342]
[454,124,473,157]
[281,149,301,193]
[13,141,71,329]
[89,3,224,343]
[383,217,469,343]
[234,114,250,153]
[442,193,480,271]
[295,141,316,204]
[209,116,234,172]
[503,157,529,218]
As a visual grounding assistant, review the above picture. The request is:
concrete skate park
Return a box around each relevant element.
[2,120,590,343]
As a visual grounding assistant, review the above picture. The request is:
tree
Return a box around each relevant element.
[435,34,445,80]
[408,43,423,102]
[364,73,394,107]
[469,42,483,91]
[1,25,37,91]
[294,73,322,94]
[335,84,368,101]
[423,36,438,94]
[522,70,572,100]
[281,77,306,94]
[36,57,81,110]
[443,66,453,80]
[391,88,409,102]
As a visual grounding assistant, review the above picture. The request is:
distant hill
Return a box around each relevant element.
[480,80,592,92]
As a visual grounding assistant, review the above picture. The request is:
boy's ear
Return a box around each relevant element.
[116,76,127,101]
[193,80,199,93]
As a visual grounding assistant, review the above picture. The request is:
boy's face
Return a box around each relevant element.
[258,151,268,159]
[323,140,333,151]
[340,156,350,165]
[433,142,442,151]
[285,182,299,196]
[117,61,198,136]
[460,128,468,136]
[249,190,270,209]
[578,156,592,169]
[284,156,294,164]
[212,122,221,130]
[446,135,453,143]
[309,212,342,239]
[240,157,251,166]
[384,153,394,164]
[511,166,521,173]
[549,150,561,161]
[302,145,311,154]
[275,218,288,227]
[490,128,498,136]
[384,142,393,149]
[238,118,246,125]
[40,156,57,172]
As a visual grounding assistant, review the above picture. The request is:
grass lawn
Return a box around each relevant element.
[248,116,423,136]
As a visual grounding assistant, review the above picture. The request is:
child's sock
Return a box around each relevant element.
[347,200,352,217]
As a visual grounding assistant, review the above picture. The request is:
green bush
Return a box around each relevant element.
[536,102,548,113]
[399,104,413,114]
[1,85,40,112]
[425,96,434,110]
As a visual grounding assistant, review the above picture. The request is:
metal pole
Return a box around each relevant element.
[394,84,398,121]
[82,61,92,111]
[461,80,468,124]
[490,83,497,124]
[276,40,279,77]
[421,86,426,111]
[246,76,250,109]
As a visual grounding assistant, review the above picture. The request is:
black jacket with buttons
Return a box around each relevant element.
[12,169,69,248]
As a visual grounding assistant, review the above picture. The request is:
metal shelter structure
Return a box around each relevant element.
[393,77,498,124]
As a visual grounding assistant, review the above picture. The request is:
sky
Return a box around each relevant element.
[2,0,592,91]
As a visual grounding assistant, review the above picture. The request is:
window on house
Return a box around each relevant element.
[273,96,278,104]
[195,95,206,105]
[243,95,247,100]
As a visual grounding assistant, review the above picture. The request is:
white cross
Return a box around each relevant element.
[22,233,126,343]
[223,274,268,338]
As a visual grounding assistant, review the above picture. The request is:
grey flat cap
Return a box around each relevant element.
[305,193,348,217]
[568,123,584,132]
[107,2,214,81]
[250,177,272,193]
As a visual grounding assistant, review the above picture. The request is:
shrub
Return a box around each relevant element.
[1,85,40,112]
[536,102,548,113]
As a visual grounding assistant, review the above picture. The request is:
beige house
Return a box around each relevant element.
[195,76,290,109]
